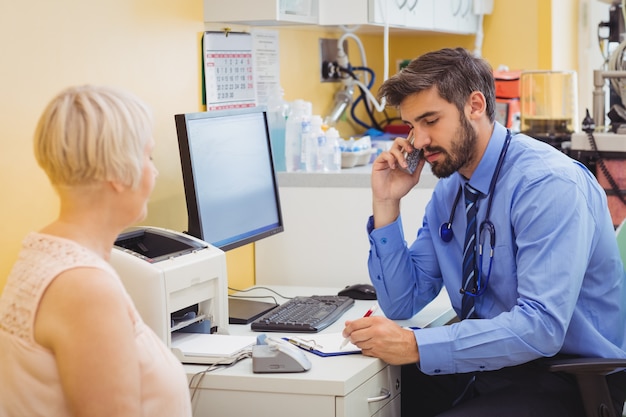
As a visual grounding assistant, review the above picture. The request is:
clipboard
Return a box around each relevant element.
[282,333,361,357]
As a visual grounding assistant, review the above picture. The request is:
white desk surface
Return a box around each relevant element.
[184,285,455,397]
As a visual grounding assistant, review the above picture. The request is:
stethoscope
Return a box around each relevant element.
[439,130,512,297]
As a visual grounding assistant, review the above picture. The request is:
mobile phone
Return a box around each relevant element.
[403,131,420,174]
[404,149,421,174]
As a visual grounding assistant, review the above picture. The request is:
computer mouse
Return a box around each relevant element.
[338,284,377,300]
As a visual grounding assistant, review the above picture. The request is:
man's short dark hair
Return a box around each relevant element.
[378,47,496,122]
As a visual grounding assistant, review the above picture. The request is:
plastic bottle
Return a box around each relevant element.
[265,87,290,172]
[322,127,342,172]
[305,115,325,172]
[285,99,312,172]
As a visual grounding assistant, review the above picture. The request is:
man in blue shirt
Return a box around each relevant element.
[341,48,626,416]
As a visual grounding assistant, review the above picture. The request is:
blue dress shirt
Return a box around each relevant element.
[367,122,626,375]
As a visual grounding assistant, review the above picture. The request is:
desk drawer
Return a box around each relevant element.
[373,394,400,417]
[336,365,401,417]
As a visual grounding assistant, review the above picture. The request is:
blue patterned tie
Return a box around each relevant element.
[461,184,481,319]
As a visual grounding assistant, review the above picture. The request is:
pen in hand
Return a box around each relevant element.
[339,304,378,350]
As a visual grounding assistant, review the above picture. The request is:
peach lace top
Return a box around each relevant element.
[0,233,192,416]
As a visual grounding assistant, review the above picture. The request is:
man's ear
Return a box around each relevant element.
[467,91,487,120]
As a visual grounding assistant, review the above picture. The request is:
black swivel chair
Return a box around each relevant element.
[546,221,626,417]
[547,358,626,417]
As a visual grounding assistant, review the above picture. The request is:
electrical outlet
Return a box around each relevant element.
[319,38,346,83]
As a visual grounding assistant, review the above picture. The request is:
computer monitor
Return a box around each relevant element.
[174,107,284,252]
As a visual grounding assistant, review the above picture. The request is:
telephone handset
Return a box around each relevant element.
[252,335,312,373]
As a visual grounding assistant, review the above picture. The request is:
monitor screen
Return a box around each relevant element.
[175,107,284,251]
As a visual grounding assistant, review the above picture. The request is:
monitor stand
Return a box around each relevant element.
[228,298,278,324]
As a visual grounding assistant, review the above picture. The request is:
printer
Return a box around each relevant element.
[109,226,230,364]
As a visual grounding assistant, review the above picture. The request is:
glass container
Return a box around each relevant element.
[520,70,578,136]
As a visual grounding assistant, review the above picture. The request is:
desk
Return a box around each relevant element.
[185,286,455,417]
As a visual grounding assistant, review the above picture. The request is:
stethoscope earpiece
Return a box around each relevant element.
[439,223,454,243]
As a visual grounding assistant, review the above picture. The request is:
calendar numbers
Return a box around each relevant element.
[203,32,257,111]
[209,53,254,100]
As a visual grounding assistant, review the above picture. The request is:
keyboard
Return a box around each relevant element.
[250,295,355,333]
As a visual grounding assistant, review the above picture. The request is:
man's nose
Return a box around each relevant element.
[412,128,430,149]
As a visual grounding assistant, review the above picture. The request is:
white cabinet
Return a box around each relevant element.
[433,0,478,34]
[404,0,435,31]
[368,0,435,31]
[203,0,478,35]
[188,355,400,417]
[255,168,437,289]
[336,365,401,417]
[319,0,477,34]
[319,0,434,31]
[203,0,319,25]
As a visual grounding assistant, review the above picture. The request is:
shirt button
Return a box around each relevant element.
[434,369,441,374]
[380,238,388,244]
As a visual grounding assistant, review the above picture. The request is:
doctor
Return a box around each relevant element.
[341,48,626,416]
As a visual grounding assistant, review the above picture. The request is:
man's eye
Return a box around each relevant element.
[425,118,438,126]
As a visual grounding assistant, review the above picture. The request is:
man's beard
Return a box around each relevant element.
[429,115,478,179]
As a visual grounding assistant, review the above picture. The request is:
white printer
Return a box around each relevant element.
[109,226,231,363]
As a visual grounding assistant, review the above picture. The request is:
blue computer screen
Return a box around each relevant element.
[175,107,283,251]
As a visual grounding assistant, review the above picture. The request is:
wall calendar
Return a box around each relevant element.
[203,31,257,111]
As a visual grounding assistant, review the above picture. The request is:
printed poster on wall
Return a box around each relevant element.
[251,29,281,106]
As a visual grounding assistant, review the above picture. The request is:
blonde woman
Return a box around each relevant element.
[0,85,192,417]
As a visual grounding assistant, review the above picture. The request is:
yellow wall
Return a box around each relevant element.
[0,0,563,292]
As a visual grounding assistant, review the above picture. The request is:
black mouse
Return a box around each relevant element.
[338,284,377,300]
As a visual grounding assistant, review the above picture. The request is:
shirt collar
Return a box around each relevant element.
[462,121,508,196]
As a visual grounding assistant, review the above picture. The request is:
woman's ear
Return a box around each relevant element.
[108,179,127,194]
[467,91,487,120]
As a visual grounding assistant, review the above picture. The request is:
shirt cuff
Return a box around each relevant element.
[414,326,455,375]
[367,215,407,256]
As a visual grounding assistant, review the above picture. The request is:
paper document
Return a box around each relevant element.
[171,333,256,364]
[283,332,361,357]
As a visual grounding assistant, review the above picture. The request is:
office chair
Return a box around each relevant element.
[546,219,626,417]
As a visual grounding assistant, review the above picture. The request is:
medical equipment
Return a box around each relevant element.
[438,130,512,297]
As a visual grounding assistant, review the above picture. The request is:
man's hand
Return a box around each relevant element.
[342,315,420,365]
[371,136,426,229]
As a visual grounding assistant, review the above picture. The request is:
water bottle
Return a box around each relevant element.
[322,127,342,172]
[266,87,289,172]
[285,99,312,172]
[305,115,325,172]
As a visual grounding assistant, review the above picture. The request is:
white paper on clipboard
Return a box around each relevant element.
[203,31,257,111]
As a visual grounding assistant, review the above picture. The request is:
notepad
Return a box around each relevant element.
[283,332,361,357]
[171,333,256,364]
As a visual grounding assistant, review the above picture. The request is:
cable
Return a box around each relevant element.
[337,32,369,86]
[473,13,485,57]
[227,286,295,301]
[582,110,626,207]
[188,350,253,402]
[338,65,384,131]
[329,13,389,128]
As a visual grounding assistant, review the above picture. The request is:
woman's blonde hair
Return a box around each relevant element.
[34,85,153,189]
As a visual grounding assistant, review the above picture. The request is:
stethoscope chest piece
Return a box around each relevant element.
[439,222,453,243]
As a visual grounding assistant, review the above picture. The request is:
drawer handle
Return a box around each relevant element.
[367,388,391,403]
